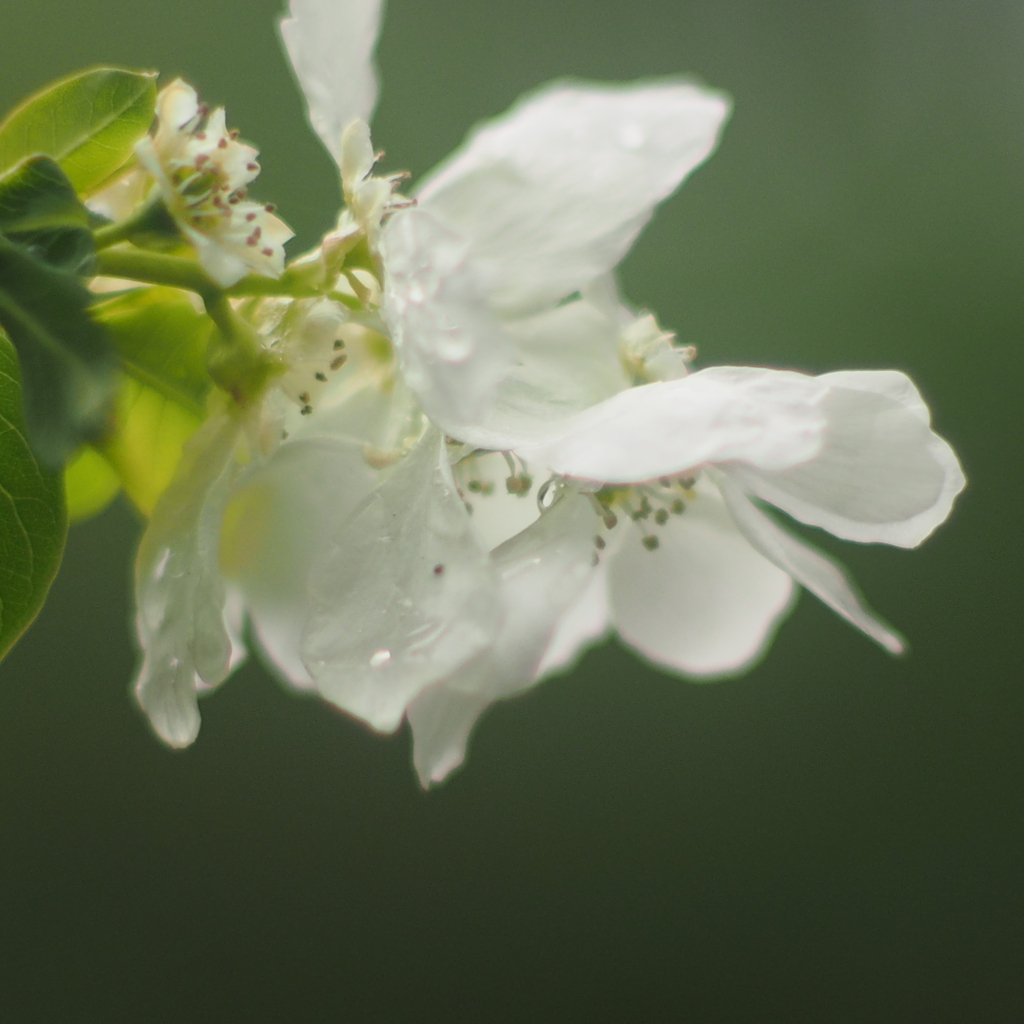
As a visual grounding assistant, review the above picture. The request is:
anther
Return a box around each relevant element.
[315,372,327,382]
[217,137,228,149]
[298,392,310,404]
[433,564,445,576]
[594,535,606,550]
[300,405,313,416]
[642,535,660,551]
[261,247,273,257]
[654,509,669,526]
[679,476,696,491]
[671,499,685,515]
[264,203,276,212]
[506,473,532,496]
[229,129,239,140]
[330,354,347,371]
[333,339,345,350]
[246,162,259,171]
[603,512,618,530]
[245,212,257,222]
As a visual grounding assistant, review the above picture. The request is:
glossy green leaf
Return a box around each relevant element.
[0,155,94,273]
[0,331,67,660]
[64,444,120,521]
[92,286,213,415]
[0,67,157,194]
[98,374,202,516]
[0,233,117,466]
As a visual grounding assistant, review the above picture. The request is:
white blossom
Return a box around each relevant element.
[130,0,965,789]
[135,79,294,287]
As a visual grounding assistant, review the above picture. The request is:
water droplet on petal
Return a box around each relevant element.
[370,649,391,668]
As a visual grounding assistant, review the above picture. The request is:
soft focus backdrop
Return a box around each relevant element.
[1,1,1021,1019]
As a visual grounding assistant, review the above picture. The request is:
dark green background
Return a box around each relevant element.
[1,1,1021,1019]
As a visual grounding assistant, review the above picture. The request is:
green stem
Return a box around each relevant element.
[91,195,164,251]
[94,248,222,305]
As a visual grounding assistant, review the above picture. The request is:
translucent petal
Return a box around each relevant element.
[302,429,501,733]
[416,79,730,315]
[609,484,795,675]
[278,0,383,164]
[727,370,966,548]
[132,413,246,747]
[220,437,381,690]
[536,565,612,678]
[514,366,829,484]
[443,294,632,450]
[381,208,512,431]
[408,492,598,787]
[717,473,905,654]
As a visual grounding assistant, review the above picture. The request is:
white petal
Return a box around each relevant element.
[416,79,730,315]
[536,564,612,678]
[609,483,794,675]
[727,370,966,548]
[278,0,384,164]
[133,413,246,747]
[717,473,905,654]
[444,294,632,450]
[515,366,829,484]
[302,428,501,732]
[220,436,381,690]
[408,492,597,786]
[381,207,512,429]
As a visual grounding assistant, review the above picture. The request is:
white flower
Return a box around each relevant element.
[274,0,965,785]
[135,79,294,287]
[130,0,965,789]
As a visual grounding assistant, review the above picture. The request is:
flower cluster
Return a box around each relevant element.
[135,79,294,286]
[128,0,964,786]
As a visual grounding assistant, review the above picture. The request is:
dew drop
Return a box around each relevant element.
[370,649,391,668]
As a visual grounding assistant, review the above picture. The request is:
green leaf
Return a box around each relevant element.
[0,233,117,466]
[0,155,94,273]
[98,374,201,516]
[64,444,120,521]
[92,286,213,415]
[0,331,67,660]
[0,67,157,194]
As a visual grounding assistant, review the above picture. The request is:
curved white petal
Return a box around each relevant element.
[717,473,905,654]
[133,413,246,747]
[381,207,512,430]
[408,492,597,787]
[220,436,381,690]
[536,564,612,678]
[514,366,829,484]
[278,0,384,164]
[416,79,730,315]
[302,428,501,733]
[608,484,795,675]
[727,370,966,548]
[445,294,632,450]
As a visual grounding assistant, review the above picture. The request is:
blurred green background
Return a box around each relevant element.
[1,0,1021,1019]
